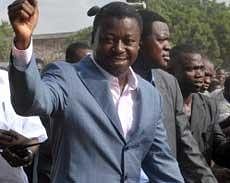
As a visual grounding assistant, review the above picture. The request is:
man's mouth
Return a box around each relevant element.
[162,54,170,62]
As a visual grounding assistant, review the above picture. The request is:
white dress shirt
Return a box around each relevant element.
[0,69,47,183]
[91,56,138,138]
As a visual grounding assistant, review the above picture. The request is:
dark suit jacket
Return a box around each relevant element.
[9,55,183,183]
[133,58,217,183]
[190,93,230,167]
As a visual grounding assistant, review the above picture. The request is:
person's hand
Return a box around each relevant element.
[1,146,33,167]
[8,0,39,49]
[0,129,17,148]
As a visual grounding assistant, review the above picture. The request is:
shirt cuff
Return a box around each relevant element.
[12,39,33,71]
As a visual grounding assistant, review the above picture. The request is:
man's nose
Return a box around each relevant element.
[196,69,204,77]
[164,41,171,51]
[205,77,211,84]
[114,40,125,53]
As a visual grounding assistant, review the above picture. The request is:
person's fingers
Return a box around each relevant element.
[0,129,14,136]
[2,148,25,167]
[8,1,36,21]
[28,0,38,7]
[24,149,33,159]
[0,133,13,143]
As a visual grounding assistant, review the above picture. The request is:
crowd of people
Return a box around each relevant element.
[0,0,229,182]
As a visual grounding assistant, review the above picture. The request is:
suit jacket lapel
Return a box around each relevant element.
[76,57,125,141]
[151,70,167,97]
[126,77,148,144]
[190,94,206,133]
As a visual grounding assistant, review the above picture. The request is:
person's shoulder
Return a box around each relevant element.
[42,60,77,75]
[196,93,217,107]
[152,68,177,81]
[136,73,160,96]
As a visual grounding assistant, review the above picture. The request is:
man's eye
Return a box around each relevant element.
[125,39,136,45]
[185,67,193,71]
[103,37,114,43]
[157,38,166,42]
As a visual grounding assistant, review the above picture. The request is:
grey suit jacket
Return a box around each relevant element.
[132,58,217,183]
[190,93,230,168]
[9,55,183,183]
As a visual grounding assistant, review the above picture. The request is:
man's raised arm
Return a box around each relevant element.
[8,0,38,50]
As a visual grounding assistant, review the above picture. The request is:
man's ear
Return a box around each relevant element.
[139,40,142,48]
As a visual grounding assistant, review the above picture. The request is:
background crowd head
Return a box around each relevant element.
[170,43,204,94]
[138,10,171,70]
[65,42,91,63]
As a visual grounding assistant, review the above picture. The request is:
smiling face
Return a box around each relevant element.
[92,16,141,78]
[141,21,171,70]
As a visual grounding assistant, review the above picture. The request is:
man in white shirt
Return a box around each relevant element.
[0,69,47,183]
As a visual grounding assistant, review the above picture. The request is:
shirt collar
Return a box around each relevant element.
[90,54,138,90]
[150,70,156,85]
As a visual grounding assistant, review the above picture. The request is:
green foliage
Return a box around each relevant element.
[0,21,13,62]
[1,1,229,70]
[146,0,230,70]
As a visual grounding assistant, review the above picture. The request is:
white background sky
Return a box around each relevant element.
[0,0,229,34]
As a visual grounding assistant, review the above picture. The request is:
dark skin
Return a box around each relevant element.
[9,0,141,93]
[93,17,141,91]
[0,129,38,167]
[141,21,171,70]
[8,0,39,50]
[216,69,226,88]
[4,1,40,164]
[172,52,204,114]
[173,53,204,99]
[1,138,39,167]
[201,58,215,92]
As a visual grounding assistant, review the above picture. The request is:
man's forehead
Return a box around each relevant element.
[181,53,203,66]
[151,21,169,36]
[204,61,214,71]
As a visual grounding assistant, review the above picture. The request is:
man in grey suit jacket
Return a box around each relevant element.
[132,10,218,183]
[170,43,230,182]
[8,1,183,182]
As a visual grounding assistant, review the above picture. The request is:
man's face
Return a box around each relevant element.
[93,17,141,77]
[202,60,215,91]
[176,53,204,93]
[142,21,170,70]
[216,69,226,87]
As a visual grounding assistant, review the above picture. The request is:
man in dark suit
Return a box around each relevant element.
[170,43,230,181]
[8,1,183,182]
[132,10,218,183]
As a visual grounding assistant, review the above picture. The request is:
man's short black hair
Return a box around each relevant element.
[138,10,167,38]
[170,43,202,64]
[91,1,143,44]
[65,42,90,61]
[35,58,45,67]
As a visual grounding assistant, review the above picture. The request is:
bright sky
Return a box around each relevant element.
[0,0,229,34]
[0,0,125,34]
